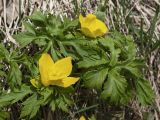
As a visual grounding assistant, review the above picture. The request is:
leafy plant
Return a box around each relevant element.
[0,11,154,119]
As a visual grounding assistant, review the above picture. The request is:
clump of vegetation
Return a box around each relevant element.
[0,10,155,120]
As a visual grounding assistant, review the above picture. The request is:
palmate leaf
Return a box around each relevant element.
[77,56,107,68]
[101,68,129,104]
[20,93,41,119]
[98,38,121,66]
[46,14,63,36]
[48,87,74,112]
[20,87,72,118]
[76,44,107,68]
[13,32,36,48]
[111,32,136,60]
[63,18,79,31]
[124,36,136,60]
[54,95,72,112]
[50,99,56,112]
[57,41,68,57]
[62,39,108,68]
[13,32,49,48]
[135,79,154,105]
[83,68,108,89]
[28,11,47,26]
[122,59,145,78]
[22,21,36,35]
[51,45,59,61]
[0,44,9,60]
[40,87,53,105]
[0,85,32,108]
[8,62,22,88]
[0,110,9,120]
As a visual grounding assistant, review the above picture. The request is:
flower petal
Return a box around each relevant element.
[85,14,96,22]
[49,80,63,86]
[79,13,108,38]
[79,14,96,28]
[49,77,79,87]
[79,116,86,120]
[79,14,84,25]
[48,57,72,80]
[92,19,108,37]
[60,77,79,87]
[81,27,95,38]
[30,79,38,88]
[39,53,54,86]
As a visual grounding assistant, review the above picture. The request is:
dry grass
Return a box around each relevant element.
[0,0,159,120]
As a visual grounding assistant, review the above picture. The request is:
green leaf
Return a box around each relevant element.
[57,86,74,94]
[0,85,32,107]
[63,18,79,30]
[14,32,49,48]
[110,49,121,66]
[40,88,53,105]
[51,45,59,61]
[20,93,41,119]
[52,91,73,113]
[135,79,154,105]
[122,59,144,78]
[0,110,9,120]
[29,11,46,23]
[46,15,63,36]
[0,44,9,60]
[89,115,97,120]
[8,62,22,88]
[83,68,108,89]
[56,97,69,112]
[63,95,72,105]
[78,58,107,68]
[22,21,35,34]
[57,41,68,56]
[95,11,106,21]
[77,44,107,68]
[63,40,89,57]
[13,32,36,48]
[98,38,121,66]
[50,100,56,112]
[111,32,136,60]
[0,71,6,77]
[34,38,47,46]
[125,35,136,60]
[62,39,108,68]
[101,68,128,104]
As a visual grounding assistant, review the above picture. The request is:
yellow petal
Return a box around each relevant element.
[60,77,79,87]
[79,13,108,38]
[30,79,39,88]
[49,79,63,86]
[81,27,95,38]
[48,57,72,80]
[49,77,79,87]
[80,14,96,27]
[84,14,97,25]
[79,116,86,120]
[85,14,96,22]
[39,53,54,86]
[91,19,108,37]
[79,14,84,25]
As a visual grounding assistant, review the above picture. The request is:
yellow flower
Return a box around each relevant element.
[79,116,86,120]
[39,53,79,87]
[79,14,108,38]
